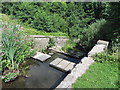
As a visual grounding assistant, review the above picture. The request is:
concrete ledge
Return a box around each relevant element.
[50,58,75,72]
[29,35,68,39]
[88,40,109,57]
[32,52,51,62]
[88,44,106,57]
[97,40,109,47]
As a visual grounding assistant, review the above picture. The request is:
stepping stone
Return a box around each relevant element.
[50,58,63,66]
[50,58,76,72]
[57,60,70,69]
[64,62,75,71]
[32,52,51,62]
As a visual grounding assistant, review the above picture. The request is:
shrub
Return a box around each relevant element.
[2,70,19,82]
[78,19,106,49]
[32,9,68,32]
[93,34,119,63]
[47,38,55,49]
[62,39,76,53]
[1,23,35,70]
[93,51,118,63]
[111,35,120,54]
[2,2,97,34]
[2,2,68,33]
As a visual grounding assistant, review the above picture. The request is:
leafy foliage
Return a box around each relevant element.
[2,71,19,82]
[78,19,106,50]
[62,39,76,53]
[47,38,55,49]
[1,2,108,35]
[1,23,35,70]
[93,51,118,63]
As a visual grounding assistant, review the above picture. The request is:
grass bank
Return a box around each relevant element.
[73,62,118,88]
[22,27,67,36]
[1,13,67,36]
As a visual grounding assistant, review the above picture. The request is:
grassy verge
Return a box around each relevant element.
[0,13,19,24]
[72,62,118,88]
[22,27,68,36]
[0,13,67,36]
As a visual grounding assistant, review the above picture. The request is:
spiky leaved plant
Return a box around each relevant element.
[2,25,18,70]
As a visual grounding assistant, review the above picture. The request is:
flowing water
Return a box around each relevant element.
[2,51,82,89]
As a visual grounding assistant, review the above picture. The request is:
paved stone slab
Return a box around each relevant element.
[33,52,51,62]
[57,60,70,69]
[33,52,44,58]
[64,62,75,71]
[50,58,76,72]
[50,58,63,66]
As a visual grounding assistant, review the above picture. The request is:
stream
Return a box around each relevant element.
[2,50,83,89]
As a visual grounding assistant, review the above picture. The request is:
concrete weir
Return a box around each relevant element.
[56,40,109,88]
[32,52,51,62]
[50,58,75,72]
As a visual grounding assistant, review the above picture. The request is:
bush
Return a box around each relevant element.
[32,10,68,32]
[78,19,106,49]
[94,35,120,63]
[47,38,55,49]
[93,51,118,63]
[62,39,76,53]
[2,2,98,34]
[2,70,19,82]
[2,2,68,33]
[1,23,35,70]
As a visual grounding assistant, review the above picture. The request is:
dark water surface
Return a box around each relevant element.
[46,52,81,64]
[2,51,81,88]
[2,59,67,88]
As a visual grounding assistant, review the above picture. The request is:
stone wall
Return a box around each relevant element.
[56,40,109,88]
[29,35,68,51]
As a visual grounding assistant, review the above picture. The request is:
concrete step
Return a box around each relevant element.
[50,58,62,66]
[32,52,51,62]
[50,58,76,72]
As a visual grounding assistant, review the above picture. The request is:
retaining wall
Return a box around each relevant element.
[29,35,68,51]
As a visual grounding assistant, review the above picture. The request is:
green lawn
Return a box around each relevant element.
[23,27,68,36]
[72,62,118,88]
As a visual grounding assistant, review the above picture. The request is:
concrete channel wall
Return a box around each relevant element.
[56,40,109,88]
[29,35,68,51]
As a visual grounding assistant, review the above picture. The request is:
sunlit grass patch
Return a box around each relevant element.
[73,62,118,88]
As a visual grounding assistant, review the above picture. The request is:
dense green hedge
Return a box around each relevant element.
[2,2,107,35]
[2,2,120,50]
